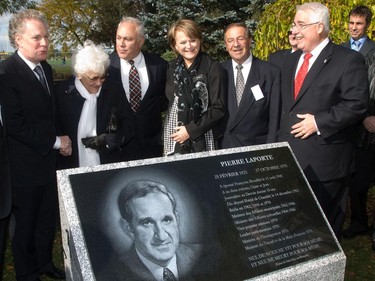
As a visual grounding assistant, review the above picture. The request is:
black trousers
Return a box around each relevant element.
[12,182,58,281]
[0,215,10,281]
[348,144,375,231]
[310,176,350,240]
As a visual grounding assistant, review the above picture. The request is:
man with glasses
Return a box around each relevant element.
[268,29,299,69]
[277,2,368,239]
[55,40,135,169]
[219,23,281,149]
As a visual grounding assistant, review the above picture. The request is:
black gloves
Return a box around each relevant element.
[81,134,117,152]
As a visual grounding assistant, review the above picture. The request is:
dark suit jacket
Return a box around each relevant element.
[108,52,168,160]
[0,121,11,219]
[0,70,11,218]
[278,41,368,182]
[55,76,135,169]
[219,56,281,148]
[165,53,225,141]
[0,52,57,187]
[104,244,200,281]
[268,49,293,69]
[341,37,375,64]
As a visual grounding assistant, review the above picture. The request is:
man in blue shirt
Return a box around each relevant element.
[341,5,375,62]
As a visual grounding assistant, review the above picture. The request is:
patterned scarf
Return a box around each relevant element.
[163,53,214,156]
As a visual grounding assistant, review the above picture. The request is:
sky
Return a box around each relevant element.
[0,13,13,52]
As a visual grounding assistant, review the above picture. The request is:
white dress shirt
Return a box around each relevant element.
[120,52,149,101]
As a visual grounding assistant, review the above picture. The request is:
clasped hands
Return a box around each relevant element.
[59,135,72,156]
[171,125,190,144]
[291,113,317,139]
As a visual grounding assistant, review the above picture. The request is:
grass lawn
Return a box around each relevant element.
[49,58,73,82]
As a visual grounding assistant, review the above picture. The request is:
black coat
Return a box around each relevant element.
[108,52,168,160]
[0,52,57,187]
[55,76,135,169]
[219,56,281,148]
[278,41,368,182]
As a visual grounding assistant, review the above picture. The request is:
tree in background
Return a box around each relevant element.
[0,0,36,14]
[36,0,274,59]
[253,0,375,60]
[47,42,55,59]
[140,0,276,60]
[90,0,143,48]
[38,0,98,48]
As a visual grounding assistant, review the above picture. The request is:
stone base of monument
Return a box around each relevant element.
[57,142,346,281]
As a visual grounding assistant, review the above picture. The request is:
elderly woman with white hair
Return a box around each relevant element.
[55,40,134,168]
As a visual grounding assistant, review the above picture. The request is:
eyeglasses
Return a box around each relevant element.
[83,73,109,83]
[290,22,320,31]
[225,36,248,45]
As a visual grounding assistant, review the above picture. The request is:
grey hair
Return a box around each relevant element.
[71,40,110,76]
[119,16,145,39]
[8,9,49,49]
[296,2,330,34]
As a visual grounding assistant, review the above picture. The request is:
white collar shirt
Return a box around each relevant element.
[231,53,253,87]
[120,52,149,101]
[137,248,179,281]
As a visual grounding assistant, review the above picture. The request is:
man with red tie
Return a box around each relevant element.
[277,2,368,239]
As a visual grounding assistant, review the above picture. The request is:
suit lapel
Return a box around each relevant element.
[232,60,259,121]
[293,42,333,105]
[360,38,375,57]
[13,53,52,98]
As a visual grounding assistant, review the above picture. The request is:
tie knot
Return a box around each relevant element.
[236,64,243,70]
[304,53,312,60]
[129,60,135,66]
[34,65,43,75]
[352,40,360,47]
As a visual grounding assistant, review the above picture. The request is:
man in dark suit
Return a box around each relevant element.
[115,180,201,281]
[341,5,375,62]
[108,17,168,160]
[341,6,375,239]
[277,2,368,239]
[268,29,299,69]
[219,23,281,149]
[0,100,11,281]
[0,9,71,281]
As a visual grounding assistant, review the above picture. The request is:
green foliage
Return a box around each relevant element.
[139,0,277,60]
[253,0,375,60]
[0,0,36,14]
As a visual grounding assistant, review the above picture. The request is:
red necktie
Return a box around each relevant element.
[129,60,141,112]
[294,53,312,99]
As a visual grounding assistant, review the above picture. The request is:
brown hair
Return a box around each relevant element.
[167,19,202,53]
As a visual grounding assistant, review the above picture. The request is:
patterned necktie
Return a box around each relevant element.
[236,64,245,106]
[352,40,361,51]
[129,59,141,112]
[163,268,176,281]
[294,53,312,99]
[34,65,49,94]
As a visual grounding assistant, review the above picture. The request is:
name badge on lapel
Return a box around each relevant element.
[251,84,264,101]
